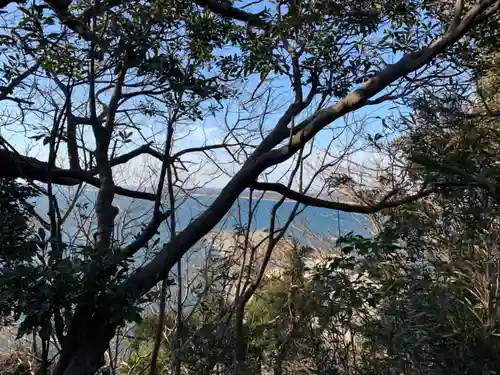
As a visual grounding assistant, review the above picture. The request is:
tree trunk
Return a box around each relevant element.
[53,306,116,375]
[234,303,247,367]
[58,338,110,375]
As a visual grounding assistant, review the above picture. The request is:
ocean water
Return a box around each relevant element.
[179,195,371,241]
[35,192,371,249]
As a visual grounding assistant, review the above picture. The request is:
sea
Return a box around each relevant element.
[33,191,372,251]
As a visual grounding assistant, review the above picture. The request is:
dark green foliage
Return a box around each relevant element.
[0,178,39,263]
[0,178,39,326]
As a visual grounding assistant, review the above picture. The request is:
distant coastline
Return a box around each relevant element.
[175,187,349,204]
[183,192,296,203]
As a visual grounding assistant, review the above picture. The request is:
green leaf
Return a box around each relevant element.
[18,17,29,27]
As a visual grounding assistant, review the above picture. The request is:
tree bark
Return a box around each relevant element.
[0,149,156,200]
[55,326,115,375]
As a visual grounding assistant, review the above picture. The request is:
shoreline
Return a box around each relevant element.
[184,192,296,203]
[176,192,348,204]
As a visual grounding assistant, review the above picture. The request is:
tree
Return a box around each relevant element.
[0,178,40,326]
[0,0,499,374]
[346,45,500,375]
[120,40,500,375]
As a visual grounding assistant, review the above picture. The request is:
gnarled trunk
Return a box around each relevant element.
[54,314,116,375]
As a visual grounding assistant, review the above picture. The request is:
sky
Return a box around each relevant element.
[0,0,416,195]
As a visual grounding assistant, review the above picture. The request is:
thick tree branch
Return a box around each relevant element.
[194,0,379,28]
[114,0,268,27]
[119,0,500,304]
[0,142,167,196]
[451,0,465,30]
[43,0,269,45]
[121,210,169,257]
[0,64,38,100]
[250,182,437,214]
[0,149,155,200]
[193,0,270,27]
[0,139,252,203]
[258,0,500,169]
[44,0,100,43]
[52,76,80,170]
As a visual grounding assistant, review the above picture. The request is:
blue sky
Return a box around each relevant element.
[0,0,418,192]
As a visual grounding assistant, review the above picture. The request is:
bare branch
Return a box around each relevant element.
[0,149,156,200]
[104,66,126,131]
[173,143,251,159]
[250,182,437,214]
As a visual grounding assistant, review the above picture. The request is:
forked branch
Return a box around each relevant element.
[0,149,156,200]
[121,0,500,301]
